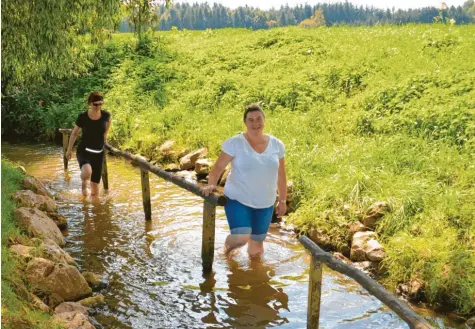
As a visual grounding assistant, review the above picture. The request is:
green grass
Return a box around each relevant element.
[1,161,62,329]
[3,25,475,314]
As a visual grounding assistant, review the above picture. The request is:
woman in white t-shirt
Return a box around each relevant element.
[201,104,287,258]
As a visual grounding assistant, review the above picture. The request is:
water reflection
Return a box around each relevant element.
[1,142,467,329]
[222,258,289,328]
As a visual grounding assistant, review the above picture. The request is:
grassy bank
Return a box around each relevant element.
[1,161,61,328]
[3,25,474,314]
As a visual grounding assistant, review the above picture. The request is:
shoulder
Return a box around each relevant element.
[76,111,87,120]
[224,133,243,144]
[269,135,284,147]
[101,110,111,120]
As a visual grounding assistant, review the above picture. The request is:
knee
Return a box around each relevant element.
[81,165,92,179]
[227,234,250,247]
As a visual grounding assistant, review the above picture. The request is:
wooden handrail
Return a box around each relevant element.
[59,128,224,272]
[104,143,226,207]
[299,235,433,329]
[58,129,225,206]
[59,128,432,327]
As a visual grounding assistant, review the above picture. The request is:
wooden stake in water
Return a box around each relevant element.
[101,149,109,190]
[202,201,216,272]
[140,168,152,220]
[62,133,69,169]
[307,256,323,329]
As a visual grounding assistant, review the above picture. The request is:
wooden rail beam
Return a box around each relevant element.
[104,143,226,207]
[299,235,433,329]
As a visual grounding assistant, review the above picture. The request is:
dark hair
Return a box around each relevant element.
[243,104,265,122]
[87,92,103,104]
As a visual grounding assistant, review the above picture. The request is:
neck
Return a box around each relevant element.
[245,130,264,140]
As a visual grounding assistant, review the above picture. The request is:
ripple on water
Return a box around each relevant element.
[1,142,466,329]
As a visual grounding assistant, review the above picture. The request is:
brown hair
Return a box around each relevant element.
[243,104,265,122]
[87,92,103,104]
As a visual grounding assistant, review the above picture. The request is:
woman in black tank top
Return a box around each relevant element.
[66,92,112,197]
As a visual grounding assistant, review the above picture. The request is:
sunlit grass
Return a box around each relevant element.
[4,24,474,314]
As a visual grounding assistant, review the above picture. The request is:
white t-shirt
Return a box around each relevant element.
[222,133,285,209]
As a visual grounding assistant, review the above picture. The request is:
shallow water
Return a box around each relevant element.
[2,142,465,329]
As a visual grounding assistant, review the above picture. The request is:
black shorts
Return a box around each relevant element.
[76,149,104,184]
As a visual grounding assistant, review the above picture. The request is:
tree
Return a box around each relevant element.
[1,0,121,92]
[125,0,172,41]
[299,9,326,27]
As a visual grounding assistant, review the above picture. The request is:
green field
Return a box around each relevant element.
[4,25,475,314]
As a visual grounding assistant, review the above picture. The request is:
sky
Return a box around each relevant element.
[176,0,468,10]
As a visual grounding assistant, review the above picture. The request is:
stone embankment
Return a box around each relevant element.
[9,170,106,329]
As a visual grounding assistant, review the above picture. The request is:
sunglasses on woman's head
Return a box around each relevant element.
[92,102,103,107]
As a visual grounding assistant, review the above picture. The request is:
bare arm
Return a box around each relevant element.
[66,125,81,159]
[201,152,234,195]
[276,157,287,217]
[104,116,112,143]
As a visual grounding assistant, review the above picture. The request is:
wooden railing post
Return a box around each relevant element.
[101,149,109,190]
[307,256,323,329]
[140,168,152,220]
[62,133,69,169]
[299,235,433,329]
[202,201,216,272]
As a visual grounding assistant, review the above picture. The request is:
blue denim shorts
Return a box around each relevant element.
[224,198,274,242]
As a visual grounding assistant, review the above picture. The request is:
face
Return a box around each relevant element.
[244,110,265,133]
[90,100,103,109]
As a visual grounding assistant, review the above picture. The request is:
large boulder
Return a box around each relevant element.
[26,258,92,307]
[157,140,175,156]
[397,278,425,302]
[46,212,68,230]
[347,221,366,241]
[13,190,58,213]
[23,175,53,198]
[179,148,208,170]
[14,207,65,246]
[195,158,213,175]
[365,239,385,261]
[78,294,105,307]
[9,244,35,258]
[175,170,197,182]
[350,231,385,262]
[81,272,107,290]
[41,239,76,266]
[164,163,180,172]
[55,302,89,315]
[308,228,332,249]
[53,312,95,329]
[361,201,391,229]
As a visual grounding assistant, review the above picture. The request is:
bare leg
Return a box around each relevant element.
[80,164,92,196]
[224,234,250,258]
[90,182,100,197]
[247,240,264,258]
